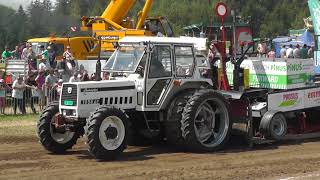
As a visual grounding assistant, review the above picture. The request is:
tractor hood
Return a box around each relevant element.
[60,79,138,118]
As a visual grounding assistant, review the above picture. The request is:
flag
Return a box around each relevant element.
[71,26,77,32]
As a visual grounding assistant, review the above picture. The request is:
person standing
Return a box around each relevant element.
[39,45,51,69]
[45,69,58,104]
[35,70,46,110]
[300,44,308,59]
[64,46,78,75]
[308,46,314,58]
[21,43,31,60]
[25,72,38,114]
[69,72,80,82]
[81,71,90,81]
[257,40,267,57]
[286,44,294,58]
[38,58,47,72]
[11,46,20,59]
[55,79,63,97]
[57,57,71,82]
[293,44,301,59]
[0,79,11,114]
[280,45,287,58]
[1,46,13,63]
[268,49,276,59]
[63,46,74,61]
[27,47,37,70]
[12,76,26,114]
[48,46,56,69]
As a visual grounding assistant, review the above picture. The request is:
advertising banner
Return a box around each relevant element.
[225,58,314,89]
[268,87,320,111]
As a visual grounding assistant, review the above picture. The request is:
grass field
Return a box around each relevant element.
[0,114,38,137]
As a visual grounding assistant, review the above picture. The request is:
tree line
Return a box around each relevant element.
[0,0,310,51]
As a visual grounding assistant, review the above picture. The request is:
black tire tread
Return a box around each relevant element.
[259,111,287,140]
[37,102,82,153]
[181,89,231,152]
[86,106,128,160]
[165,91,193,146]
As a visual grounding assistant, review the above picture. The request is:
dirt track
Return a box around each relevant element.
[1,122,320,180]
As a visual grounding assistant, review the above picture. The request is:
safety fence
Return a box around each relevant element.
[0,86,59,115]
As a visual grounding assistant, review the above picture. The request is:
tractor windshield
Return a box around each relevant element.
[103,44,145,73]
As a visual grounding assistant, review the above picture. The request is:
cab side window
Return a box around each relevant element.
[174,46,195,77]
[148,46,172,79]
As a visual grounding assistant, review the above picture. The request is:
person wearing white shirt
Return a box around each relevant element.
[280,45,287,58]
[293,44,301,58]
[12,76,26,114]
[286,44,294,58]
[21,43,31,60]
[69,72,80,82]
[38,58,47,71]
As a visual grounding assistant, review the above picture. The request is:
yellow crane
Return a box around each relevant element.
[27,0,174,60]
[81,0,174,53]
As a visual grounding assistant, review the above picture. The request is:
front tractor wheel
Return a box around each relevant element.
[37,102,82,153]
[181,90,231,152]
[86,107,129,160]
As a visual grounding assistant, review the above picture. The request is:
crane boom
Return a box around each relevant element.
[80,0,174,52]
[101,0,136,25]
[136,0,153,29]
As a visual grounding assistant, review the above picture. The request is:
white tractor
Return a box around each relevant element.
[37,37,233,159]
[37,36,320,160]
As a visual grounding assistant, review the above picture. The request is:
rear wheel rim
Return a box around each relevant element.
[193,98,229,148]
[50,113,75,144]
[271,114,286,136]
[99,116,125,151]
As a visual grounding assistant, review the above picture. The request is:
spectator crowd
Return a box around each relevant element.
[256,40,314,59]
[0,43,100,115]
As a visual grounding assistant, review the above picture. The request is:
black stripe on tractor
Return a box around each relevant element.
[81,86,135,92]
[82,41,90,52]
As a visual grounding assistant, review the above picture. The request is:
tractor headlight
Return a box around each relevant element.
[61,109,76,116]
[72,110,77,116]
[62,110,67,116]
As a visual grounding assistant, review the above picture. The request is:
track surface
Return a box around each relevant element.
[1,123,320,180]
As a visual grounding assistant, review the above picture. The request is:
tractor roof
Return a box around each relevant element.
[120,36,198,45]
[119,36,207,51]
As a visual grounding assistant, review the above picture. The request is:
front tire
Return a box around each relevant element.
[181,90,231,152]
[37,102,82,153]
[86,107,129,160]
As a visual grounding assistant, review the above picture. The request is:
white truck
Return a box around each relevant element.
[37,37,320,160]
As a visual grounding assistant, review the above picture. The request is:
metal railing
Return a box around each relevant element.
[0,86,59,115]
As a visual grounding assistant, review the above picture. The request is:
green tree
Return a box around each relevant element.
[55,0,71,16]
[0,5,16,50]
[11,5,29,43]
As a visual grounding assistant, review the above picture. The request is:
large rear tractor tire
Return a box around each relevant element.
[259,111,287,140]
[165,92,192,146]
[181,90,231,152]
[86,107,129,160]
[37,102,82,153]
